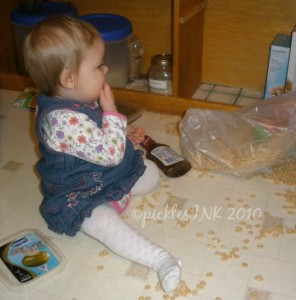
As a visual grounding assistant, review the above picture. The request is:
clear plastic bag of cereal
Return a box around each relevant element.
[179,92,296,176]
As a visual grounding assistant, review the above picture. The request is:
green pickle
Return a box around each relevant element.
[22,251,50,267]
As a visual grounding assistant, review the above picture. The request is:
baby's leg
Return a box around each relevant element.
[81,203,181,293]
[131,159,160,196]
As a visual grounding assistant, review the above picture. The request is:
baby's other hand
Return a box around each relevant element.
[99,82,117,112]
[127,125,145,145]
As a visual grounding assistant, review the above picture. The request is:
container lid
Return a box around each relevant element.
[0,229,67,293]
[11,2,78,26]
[79,13,132,42]
[151,54,173,66]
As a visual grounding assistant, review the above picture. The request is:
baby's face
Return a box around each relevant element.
[74,38,108,104]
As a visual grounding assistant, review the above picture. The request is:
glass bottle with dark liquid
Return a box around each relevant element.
[140,135,191,177]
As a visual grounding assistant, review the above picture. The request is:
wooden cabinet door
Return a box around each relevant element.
[173,0,207,98]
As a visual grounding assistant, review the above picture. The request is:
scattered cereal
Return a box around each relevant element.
[97,265,104,271]
[206,272,214,278]
[196,280,206,290]
[196,232,204,238]
[235,226,243,232]
[254,156,296,186]
[191,289,199,295]
[176,218,190,228]
[212,237,221,243]
[99,250,109,257]
[241,262,248,268]
[145,284,151,290]
[155,282,162,291]
[254,275,264,281]
[165,122,179,136]
[249,291,258,300]
[257,243,264,249]
[215,247,240,261]
[173,280,192,297]
[207,243,216,250]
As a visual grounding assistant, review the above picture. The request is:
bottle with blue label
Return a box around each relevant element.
[140,135,191,177]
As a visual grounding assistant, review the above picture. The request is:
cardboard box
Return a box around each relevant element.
[264,34,291,99]
[286,26,296,92]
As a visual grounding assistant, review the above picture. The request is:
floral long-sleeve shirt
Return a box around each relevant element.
[40,108,127,166]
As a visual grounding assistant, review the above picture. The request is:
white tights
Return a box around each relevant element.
[81,160,181,293]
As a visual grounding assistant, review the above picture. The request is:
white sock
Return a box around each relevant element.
[154,253,182,292]
[81,204,181,292]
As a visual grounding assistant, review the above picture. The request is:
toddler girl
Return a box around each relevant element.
[23,15,181,293]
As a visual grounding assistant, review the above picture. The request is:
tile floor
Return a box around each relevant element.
[0,89,296,300]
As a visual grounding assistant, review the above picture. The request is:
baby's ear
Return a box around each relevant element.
[60,68,75,89]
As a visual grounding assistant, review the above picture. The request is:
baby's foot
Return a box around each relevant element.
[158,258,182,293]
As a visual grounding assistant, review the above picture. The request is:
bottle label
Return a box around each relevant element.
[149,79,167,89]
[151,146,184,166]
[141,136,154,149]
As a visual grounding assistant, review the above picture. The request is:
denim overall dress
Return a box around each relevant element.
[35,94,146,236]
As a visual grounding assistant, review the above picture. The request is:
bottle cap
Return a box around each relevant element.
[151,54,173,66]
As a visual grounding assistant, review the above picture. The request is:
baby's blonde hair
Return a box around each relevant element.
[23,15,101,95]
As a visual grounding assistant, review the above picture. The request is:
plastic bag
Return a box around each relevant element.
[179,92,296,176]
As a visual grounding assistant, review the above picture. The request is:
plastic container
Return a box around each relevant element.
[80,13,133,88]
[10,2,78,74]
[0,229,66,293]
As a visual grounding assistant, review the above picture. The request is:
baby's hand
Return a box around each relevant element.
[127,125,145,145]
[99,82,117,112]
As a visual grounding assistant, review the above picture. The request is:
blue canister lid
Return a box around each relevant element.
[79,13,132,42]
[11,2,78,26]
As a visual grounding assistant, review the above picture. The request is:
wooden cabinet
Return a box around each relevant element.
[173,0,206,97]
[0,0,206,99]
[2,1,294,113]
